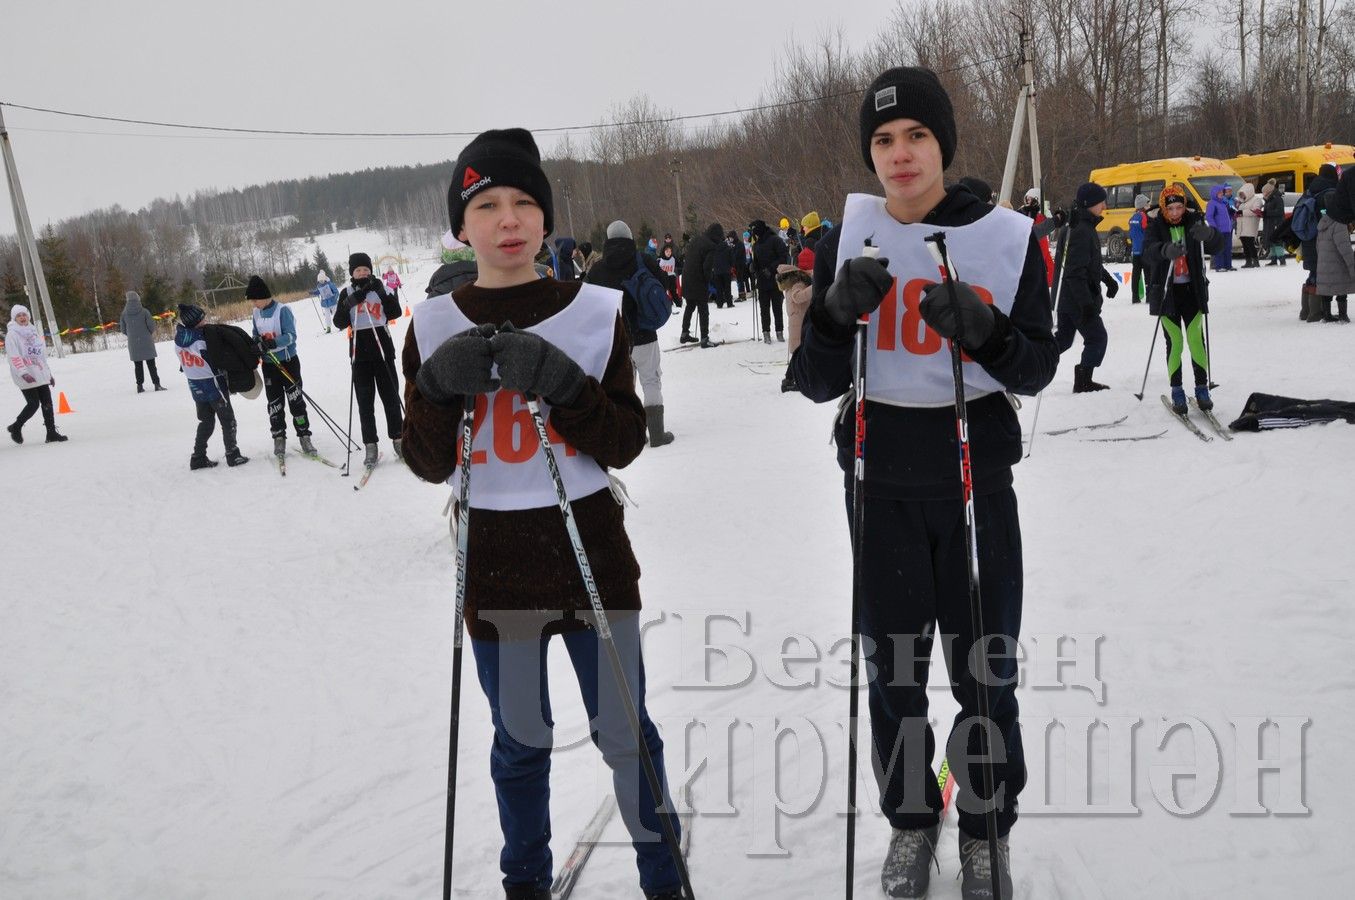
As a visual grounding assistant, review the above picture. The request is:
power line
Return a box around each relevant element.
[0,53,1018,141]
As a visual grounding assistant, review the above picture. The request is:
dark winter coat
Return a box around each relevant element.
[118,292,158,361]
[333,279,401,363]
[680,223,724,303]
[709,238,733,288]
[791,185,1058,500]
[1059,207,1116,315]
[1141,208,1228,317]
[750,222,790,294]
[425,260,479,297]
[553,237,579,280]
[1261,189,1286,243]
[728,234,751,277]
[1299,173,1339,270]
[586,236,667,347]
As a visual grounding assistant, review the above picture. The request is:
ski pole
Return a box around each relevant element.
[924,230,1004,900]
[263,349,359,451]
[344,329,356,476]
[1134,267,1172,401]
[309,291,326,331]
[442,393,477,900]
[376,322,407,416]
[844,241,877,900]
[1025,223,1069,458]
[524,395,696,900]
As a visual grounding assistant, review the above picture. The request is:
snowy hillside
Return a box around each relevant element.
[2,259,1351,898]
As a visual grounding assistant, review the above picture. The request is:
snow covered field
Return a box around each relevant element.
[2,257,1351,898]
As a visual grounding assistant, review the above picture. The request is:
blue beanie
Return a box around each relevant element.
[178,303,205,328]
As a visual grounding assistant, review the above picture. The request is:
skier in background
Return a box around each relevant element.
[316,271,339,334]
[334,252,404,465]
[247,275,317,460]
[6,305,68,445]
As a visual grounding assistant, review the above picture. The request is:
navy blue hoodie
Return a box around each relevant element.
[790,185,1058,500]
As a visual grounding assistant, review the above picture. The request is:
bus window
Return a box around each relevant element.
[1188,174,1245,204]
[1108,184,1135,208]
[1138,180,1165,202]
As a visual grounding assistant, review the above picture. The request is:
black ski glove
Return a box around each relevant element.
[260,336,277,350]
[415,323,500,405]
[343,289,365,309]
[488,323,587,406]
[1188,222,1216,243]
[1103,275,1119,298]
[1162,242,1187,260]
[823,256,894,327]
[919,281,996,350]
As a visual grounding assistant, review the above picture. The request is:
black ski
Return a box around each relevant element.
[1045,414,1130,436]
[664,337,756,352]
[1189,400,1234,441]
[550,795,616,900]
[1161,395,1212,442]
[1079,429,1168,442]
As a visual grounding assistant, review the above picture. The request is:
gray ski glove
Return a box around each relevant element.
[1162,242,1187,260]
[488,323,587,406]
[919,281,995,350]
[415,323,500,405]
[824,256,894,327]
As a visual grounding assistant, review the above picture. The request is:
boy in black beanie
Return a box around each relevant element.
[791,66,1058,899]
[333,251,403,466]
[402,127,688,900]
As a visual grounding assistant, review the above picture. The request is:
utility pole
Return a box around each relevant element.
[558,177,576,237]
[0,103,64,357]
[671,157,685,235]
[1297,0,1309,140]
[999,26,1042,206]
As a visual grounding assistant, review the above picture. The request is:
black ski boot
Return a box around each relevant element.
[1073,365,1110,393]
[7,422,21,444]
[226,448,249,467]
[780,371,798,393]
[881,823,939,898]
[1170,385,1188,415]
[959,833,1012,900]
[190,454,218,470]
[645,405,674,447]
[679,332,698,344]
[137,384,145,394]
[503,884,549,900]
[1194,384,1214,411]
[45,427,69,443]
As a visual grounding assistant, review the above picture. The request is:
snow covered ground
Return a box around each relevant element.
[2,258,1351,898]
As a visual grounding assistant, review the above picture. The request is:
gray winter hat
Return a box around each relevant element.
[1134,194,1150,210]
[606,220,633,240]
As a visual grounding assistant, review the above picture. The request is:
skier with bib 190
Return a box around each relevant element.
[247,275,316,460]
[1142,183,1226,414]
[399,128,688,900]
[790,66,1057,899]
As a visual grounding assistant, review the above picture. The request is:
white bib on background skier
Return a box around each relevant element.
[836,192,1031,407]
[413,283,618,511]
[176,336,215,382]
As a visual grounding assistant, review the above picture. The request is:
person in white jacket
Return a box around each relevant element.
[1236,182,1264,268]
[6,305,68,444]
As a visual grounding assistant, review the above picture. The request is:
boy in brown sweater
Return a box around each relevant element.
[401,128,686,900]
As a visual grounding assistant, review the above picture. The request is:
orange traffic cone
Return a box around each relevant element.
[57,391,74,414]
[404,304,412,318]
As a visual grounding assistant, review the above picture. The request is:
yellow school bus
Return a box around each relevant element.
[1224,143,1355,194]
[1088,157,1244,262]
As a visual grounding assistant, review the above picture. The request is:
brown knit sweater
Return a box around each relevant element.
[401,278,646,642]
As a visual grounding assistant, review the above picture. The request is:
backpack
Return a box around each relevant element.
[1291,194,1320,242]
[622,253,672,332]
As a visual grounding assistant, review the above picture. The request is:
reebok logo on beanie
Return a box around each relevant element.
[874,86,897,112]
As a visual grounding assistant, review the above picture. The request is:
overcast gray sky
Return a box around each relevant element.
[0,0,888,236]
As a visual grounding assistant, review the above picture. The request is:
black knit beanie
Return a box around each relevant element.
[178,303,205,328]
[859,67,957,171]
[349,252,373,273]
[245,275,272,300]
[447,128,554,238]
[1075,182,1109,209]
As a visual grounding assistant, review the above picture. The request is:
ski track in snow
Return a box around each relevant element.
[2,243,1351,898]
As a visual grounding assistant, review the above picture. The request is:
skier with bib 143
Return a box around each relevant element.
[790,67,1058,899]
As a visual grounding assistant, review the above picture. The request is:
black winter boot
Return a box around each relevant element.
[1073,365,1109,393]
[45,427,68,443]
[503,884,549,900]
[679,332,698,344]
[7,422,21,444]
[645,405,675,446]
[1301,285,1311,321]
[190,454,218,470]
[1338,296,1350,323]
[225,448,249,467]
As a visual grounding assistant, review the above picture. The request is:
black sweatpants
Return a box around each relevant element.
[353,358,402,444]
[846,487,1026,840]
[1130,254,1146,302]
[194,395,238,457]
[1054,302,1108,367]
[262,356,311,438]
[134,359,161,387]
[14,384,54,431]
[681,297,709,340]
[758,287,785,333]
